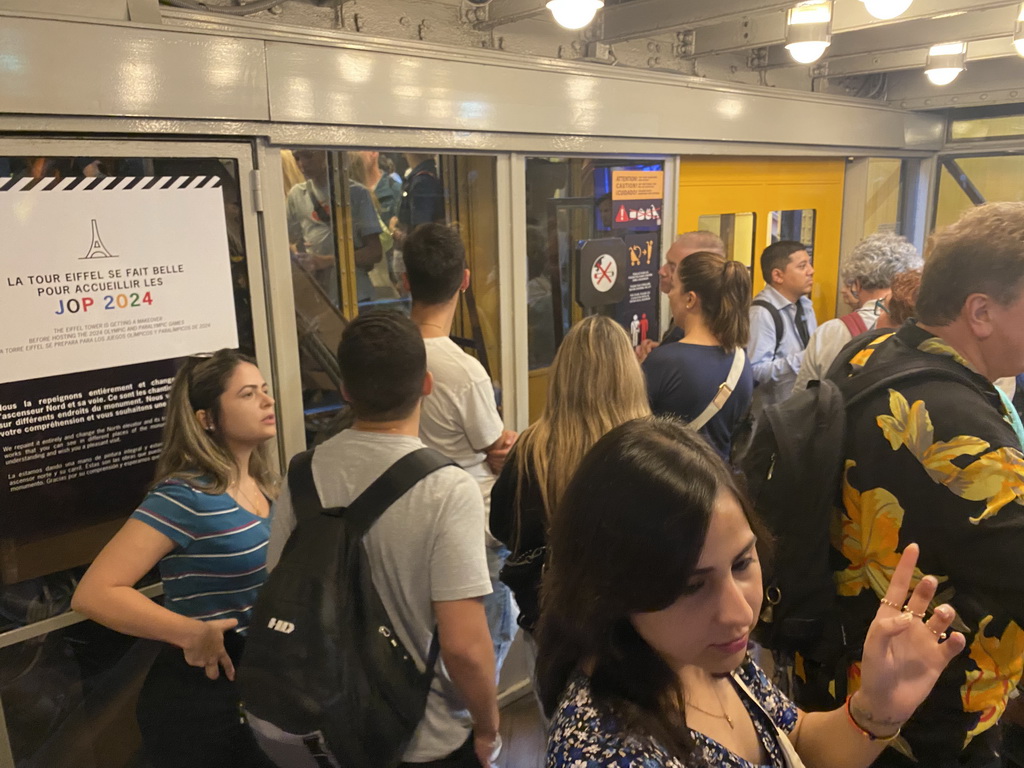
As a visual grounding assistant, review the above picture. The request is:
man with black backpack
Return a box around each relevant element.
[250,312,499,768]
[759,203,1024,768]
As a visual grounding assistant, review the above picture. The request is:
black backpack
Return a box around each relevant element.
[239,447,454,768]
[737,345,982,669]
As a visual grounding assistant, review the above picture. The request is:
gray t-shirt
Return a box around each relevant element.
[267,430,492,762]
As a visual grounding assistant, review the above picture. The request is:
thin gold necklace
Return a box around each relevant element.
[233,477,263,515]
[686,685,734,729]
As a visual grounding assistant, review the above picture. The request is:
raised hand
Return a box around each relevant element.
[181,617,239,681]
[854,543,966,732]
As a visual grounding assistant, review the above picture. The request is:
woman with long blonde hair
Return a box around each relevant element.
[73,349,278,768]
[490,315,650,633]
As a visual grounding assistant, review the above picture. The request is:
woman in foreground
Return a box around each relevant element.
[538,416,964,768]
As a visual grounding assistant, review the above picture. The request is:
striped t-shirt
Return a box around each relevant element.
[131,478,270,634]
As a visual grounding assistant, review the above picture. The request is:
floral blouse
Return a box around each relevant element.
[547,657,798,768]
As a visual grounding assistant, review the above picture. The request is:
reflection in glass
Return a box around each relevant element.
[281,149,501,447]
[697,212,757,269]
[524,158,665,421]
[768,209,816,256]
[2,620,157,767]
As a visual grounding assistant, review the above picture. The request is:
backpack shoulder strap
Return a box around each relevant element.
[689,348,746,432]
[837,353,985,409]
[344,448,456,536]
[752,299,784,355]
[839,311,868,337]
[286,449,326,523]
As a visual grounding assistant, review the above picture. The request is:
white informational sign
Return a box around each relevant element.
[0,177,239,383]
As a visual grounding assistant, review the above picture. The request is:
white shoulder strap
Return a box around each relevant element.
[689,348,746,432]
[731,671,808,768]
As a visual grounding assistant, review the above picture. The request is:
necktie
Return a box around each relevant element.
[793,300,810,348]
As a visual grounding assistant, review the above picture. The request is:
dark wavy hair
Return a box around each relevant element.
[535,416,765,762]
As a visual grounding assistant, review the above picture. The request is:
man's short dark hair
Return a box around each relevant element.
[403,223,466,305]
[759,240,807,284]
[917,203,1024,325]
[337,311,425,421]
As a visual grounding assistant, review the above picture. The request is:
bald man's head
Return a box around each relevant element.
[658,231,726,294]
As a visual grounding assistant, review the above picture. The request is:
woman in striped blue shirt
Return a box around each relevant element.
[73,349,278,768]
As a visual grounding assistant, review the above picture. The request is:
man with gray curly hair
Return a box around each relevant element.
[793,232,921,392]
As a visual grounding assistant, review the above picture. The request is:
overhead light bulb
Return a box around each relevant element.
[861,0,912,20]
[787,41,831,63]
[546,0,604,30]
[1015,3,1024,57]
[785,1,833,63]
[924,42,966,85]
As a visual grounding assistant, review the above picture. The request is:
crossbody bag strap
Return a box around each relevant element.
[752,299,784,358]
[731,672,808,768]
[690,348,746,432]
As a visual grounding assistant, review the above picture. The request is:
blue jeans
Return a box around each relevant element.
[483,545,517,678]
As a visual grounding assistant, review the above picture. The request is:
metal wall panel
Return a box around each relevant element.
[0,12,943,152]
[265,40,941,150]
[0,16,269,121]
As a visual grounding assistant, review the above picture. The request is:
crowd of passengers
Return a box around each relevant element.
[70,202,1024,768]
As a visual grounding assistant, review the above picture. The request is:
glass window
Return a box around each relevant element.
[525,158,665,421]
[862,159,902,237]
[1,619,155,767]
[697,212,757,269]
[280,150,501,447]
[935,154,1024,231]
[769,208,816,254]
[950,113,1024,142]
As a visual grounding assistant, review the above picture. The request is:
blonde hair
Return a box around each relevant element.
[154,350,278,499]
[514,316,650,531]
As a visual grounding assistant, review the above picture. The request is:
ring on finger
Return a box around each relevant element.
[902,606,927,620]
[929,627,948,640]
[880,598,902,610]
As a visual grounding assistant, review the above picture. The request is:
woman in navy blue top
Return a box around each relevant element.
[73,350,278,768]
[642,251,754,459]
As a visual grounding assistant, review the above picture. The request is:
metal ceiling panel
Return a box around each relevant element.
[0,15,269,121]
[265,39,942,149]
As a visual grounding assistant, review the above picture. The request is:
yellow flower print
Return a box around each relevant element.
[849,333,893,370]
[918,338,977,373]
[833,462,915,597]
[874,390,1024,522]
[961,616,1024,744]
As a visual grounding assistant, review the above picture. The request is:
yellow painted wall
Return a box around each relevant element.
[678,157,847,322]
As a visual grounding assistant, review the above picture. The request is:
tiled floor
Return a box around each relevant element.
[497,693,546,768]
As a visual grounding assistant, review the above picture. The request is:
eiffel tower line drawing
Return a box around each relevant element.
[82,219,118,259]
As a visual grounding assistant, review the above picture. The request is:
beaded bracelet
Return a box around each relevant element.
[845,696,901,742]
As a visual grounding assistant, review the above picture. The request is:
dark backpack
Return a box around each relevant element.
[239,447,454,768]
[736,345,982,669]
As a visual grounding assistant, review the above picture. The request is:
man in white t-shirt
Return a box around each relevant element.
[267,312,499,767]
[402,223,519,677]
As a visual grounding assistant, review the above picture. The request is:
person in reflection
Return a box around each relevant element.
[286,149,382,305]
[396,153,445,243]
[538,416,964,768]
[354,149,402,229]
[72,350,278,768]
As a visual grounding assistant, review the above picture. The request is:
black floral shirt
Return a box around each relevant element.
[547,658,798,768]
[797,322,1024,766]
